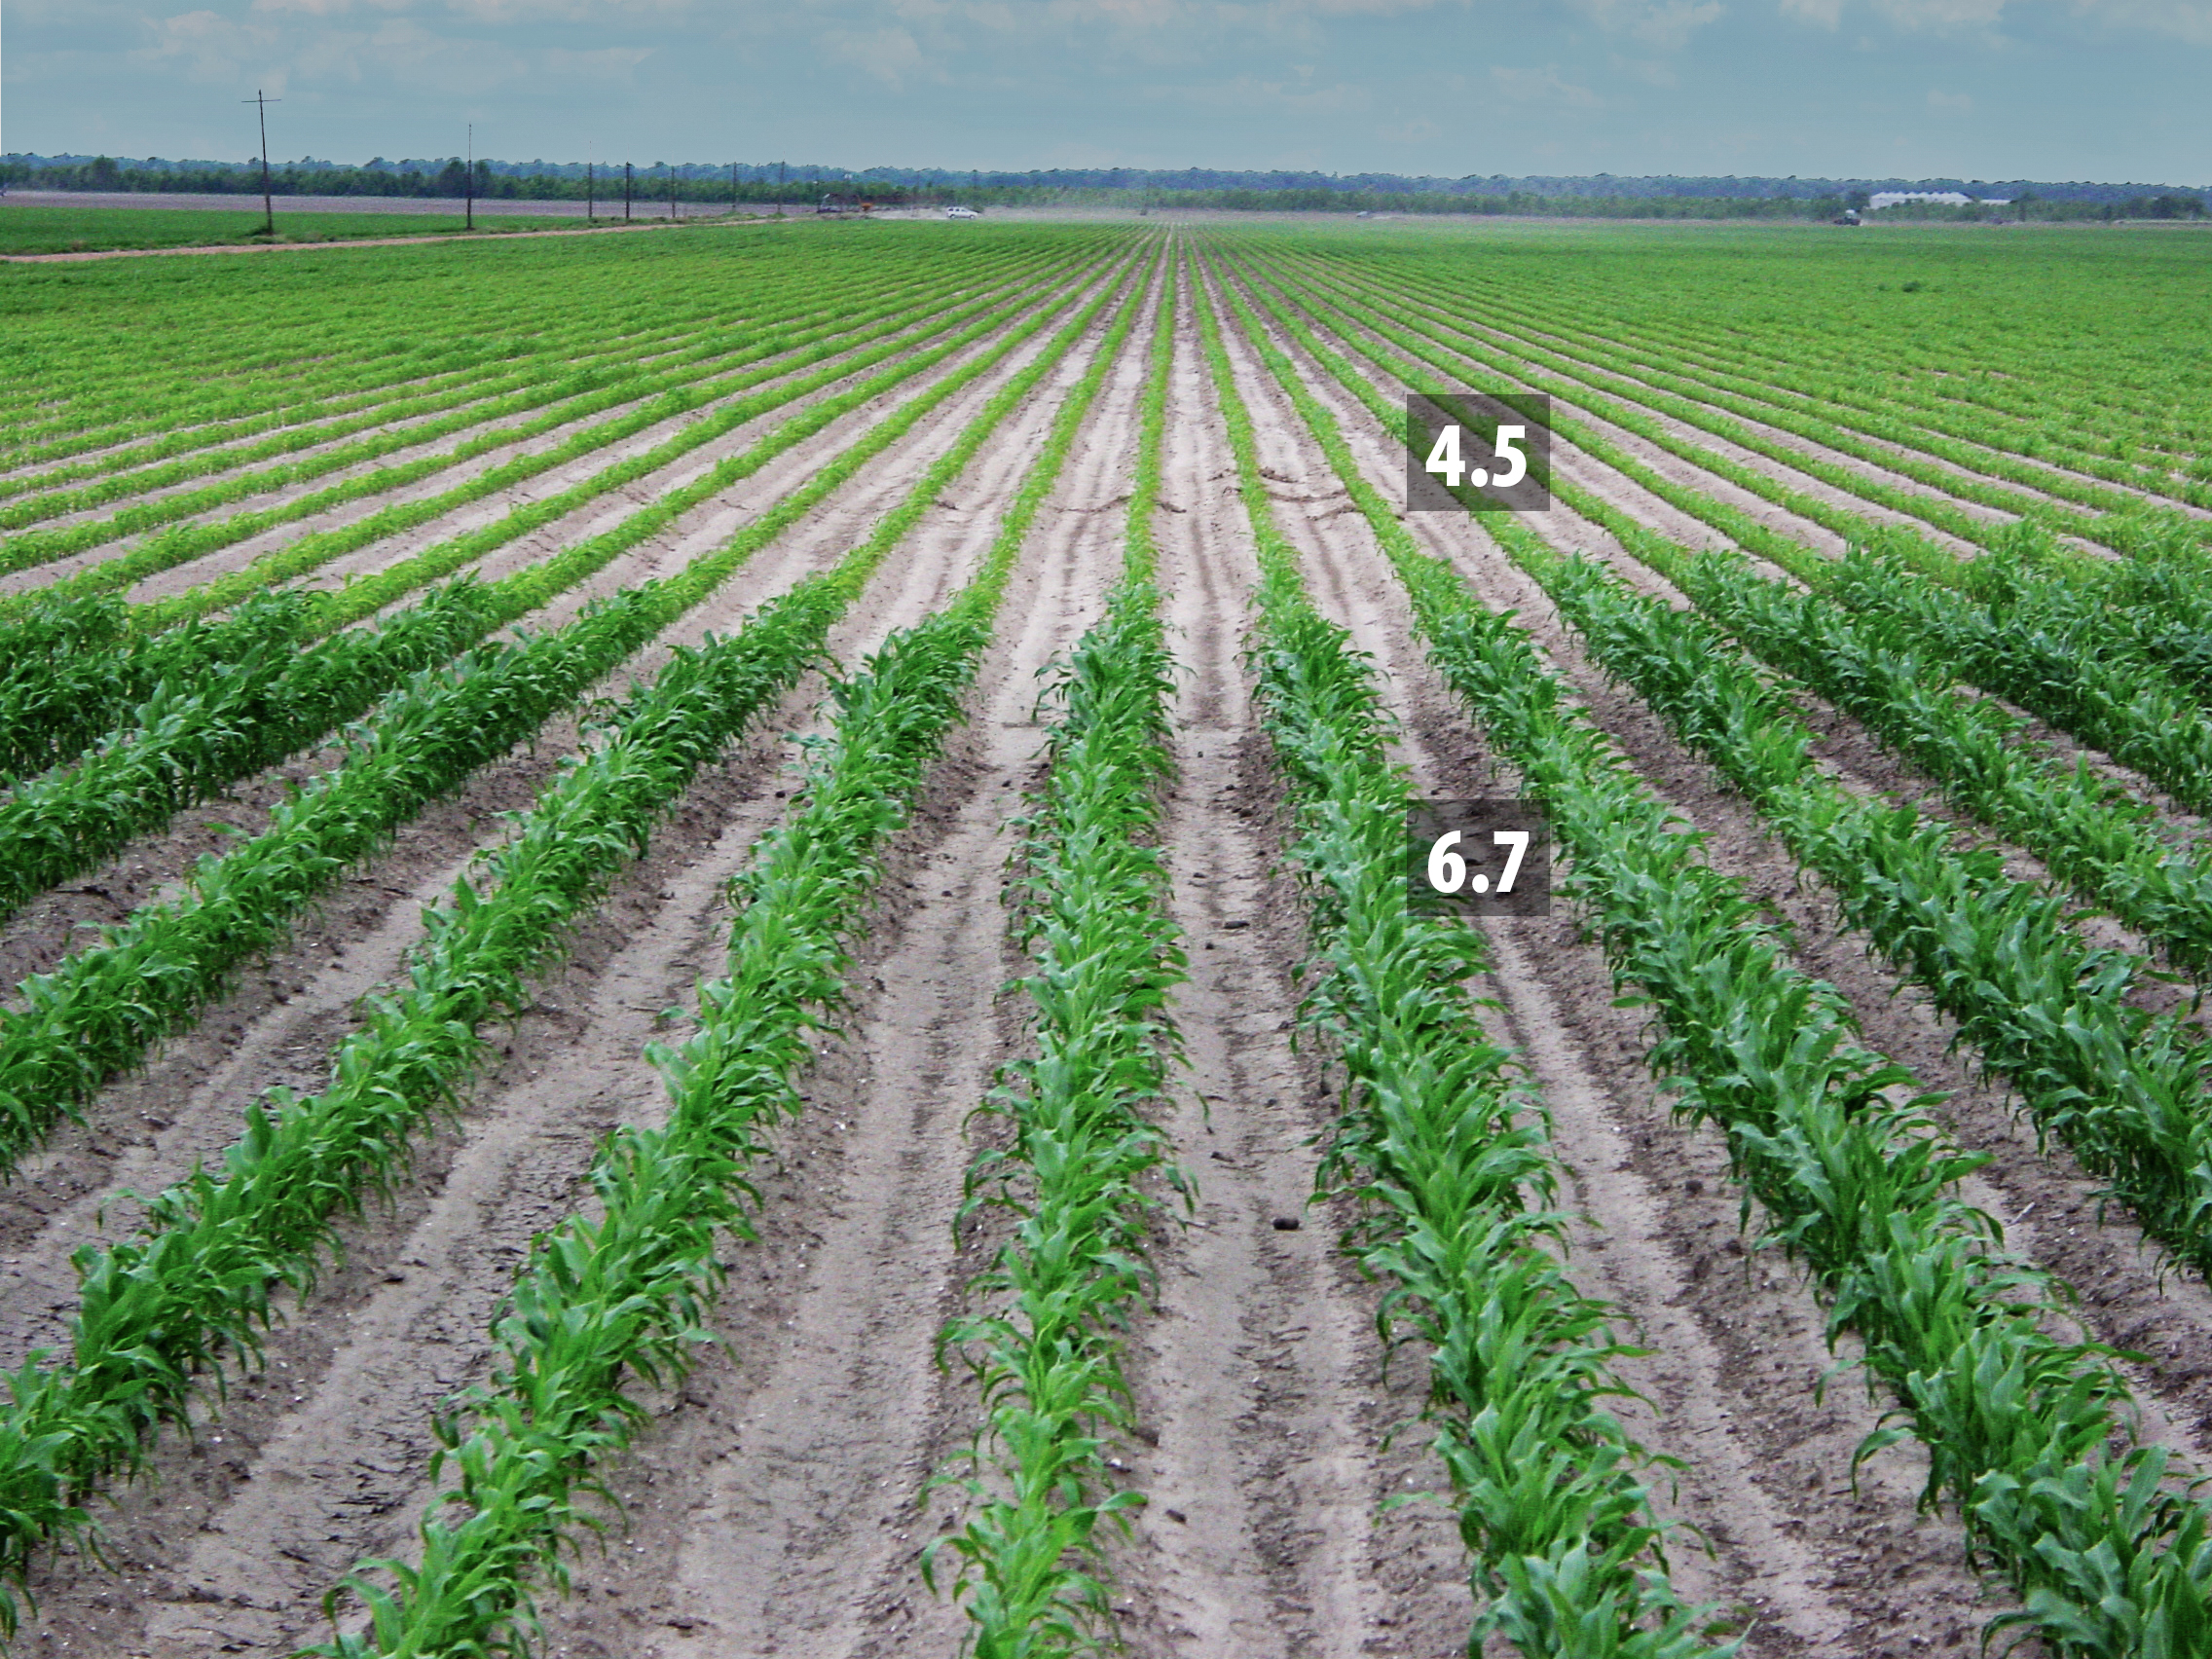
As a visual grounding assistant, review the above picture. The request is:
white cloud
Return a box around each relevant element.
[136,9,284,84]
[1927,84,1972,106]
[1573,0,1725,49]
[1378,114,1441,141]
[820,22,930,85]
[1491,63,1604,105]
[1780,0,2212,36]
[1160,71,1374,112]
[1614,52,1681,82]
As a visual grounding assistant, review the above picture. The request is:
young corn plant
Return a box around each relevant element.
[1672,548,2212,976]
[928,268,1186,1657]
[6,235,1087,620]
[1217,275,2212,1658]
[313,503,1032,1659]
[0,243,1137,1182]
[132,240,1090,636]
[0,258,1080,924]
[0,576,838,1639]
[305,249,1151,1659]
[1226,244,2212,791]
[1196,268,1733,1659]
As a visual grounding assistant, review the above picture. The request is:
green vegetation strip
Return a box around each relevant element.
[1672,549,2212,975]
[0,240,1141,1643]
[1351,242,2210,509]
[0,308,722,516]
[0,246,1091,931]
[1224,244,2212,845]
[1198,267,1729,1657]
[1228,260,2212,1282]
[5,238,1076,614]
[0,241,1131,1182]
[306,244,1139,1658]
[1221,269,2212,1658]
[927,267,1182,1656]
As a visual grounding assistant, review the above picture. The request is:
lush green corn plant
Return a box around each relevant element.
[1196,265,1732,1659]
[1669,548,2212,975]
[1278,240,2198,534]
[1279,239,2210,517]
[0,588,313,783]
[927,267,1185,1658]
[0,239,996,561]
[1210,264,2212,1659]
[0,577,837,1641]
[0,257,1085,920]
[0,580,505,920]
[0,314,714,506]
[1227,245,2212,769]
[0,244,1147,1639]
[9,239,1086,621]
[129,240,1091,635]
[0,241,1137,1180]
[0,312,750,522]
[1419,579,2212,1659]
[1820,534,2212,816]
[1518,547,2212,1280]
[1214,254,2212,1274]
[305,248,1146,1659]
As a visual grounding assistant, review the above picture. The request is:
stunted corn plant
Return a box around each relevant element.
[1217,256,2212,1659]
[1197,265,1734,1659]
[307,258,1147,1658]
[929,261,1184,1657]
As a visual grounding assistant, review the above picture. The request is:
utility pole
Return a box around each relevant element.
[777,160,786,218]
[667,161,677,220]
[624,162,632,222]
[730,162,738,217]
[586,162,594,222]
[241,90,280,237]
[465,122,474,231]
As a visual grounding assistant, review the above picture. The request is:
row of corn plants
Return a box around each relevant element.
[0,573,831,1640]
[1290,232,2198,499]
[0,586,314,783]
[119,238,1083,639]
[0,245,1097,919]
[1251,245,2117,553]
[5,251,717,459]
[1219,260,2212,1272]
[0,236,1080,605]
[1271,241,2212,675]
[0,310,732,524]
[926,265,1183,1657]
[1197,265,1731,1658]
[1663,547,2212,974]
[304,252,1139,1656]
[0,245,1145,1641]
[1816,535,2212,814]
[1516,546,2212,1278]
[1257,243,2207,594]
[0,244,1137,1180]
[1384,248,2204,503]
[0,240,897,519]
[1223,249,2212,826]
[1216,268,2212,1658]
[1308,241,2211,523]
[0,313,709,503]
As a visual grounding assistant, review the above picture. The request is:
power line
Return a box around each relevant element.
[241,90,280,237]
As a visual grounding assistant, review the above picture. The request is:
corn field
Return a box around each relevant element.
[0,212,2208,1658]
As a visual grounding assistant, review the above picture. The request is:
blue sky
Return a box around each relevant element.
[5,0,2207,184]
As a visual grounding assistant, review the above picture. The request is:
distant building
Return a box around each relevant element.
[1868,191,1975,209]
